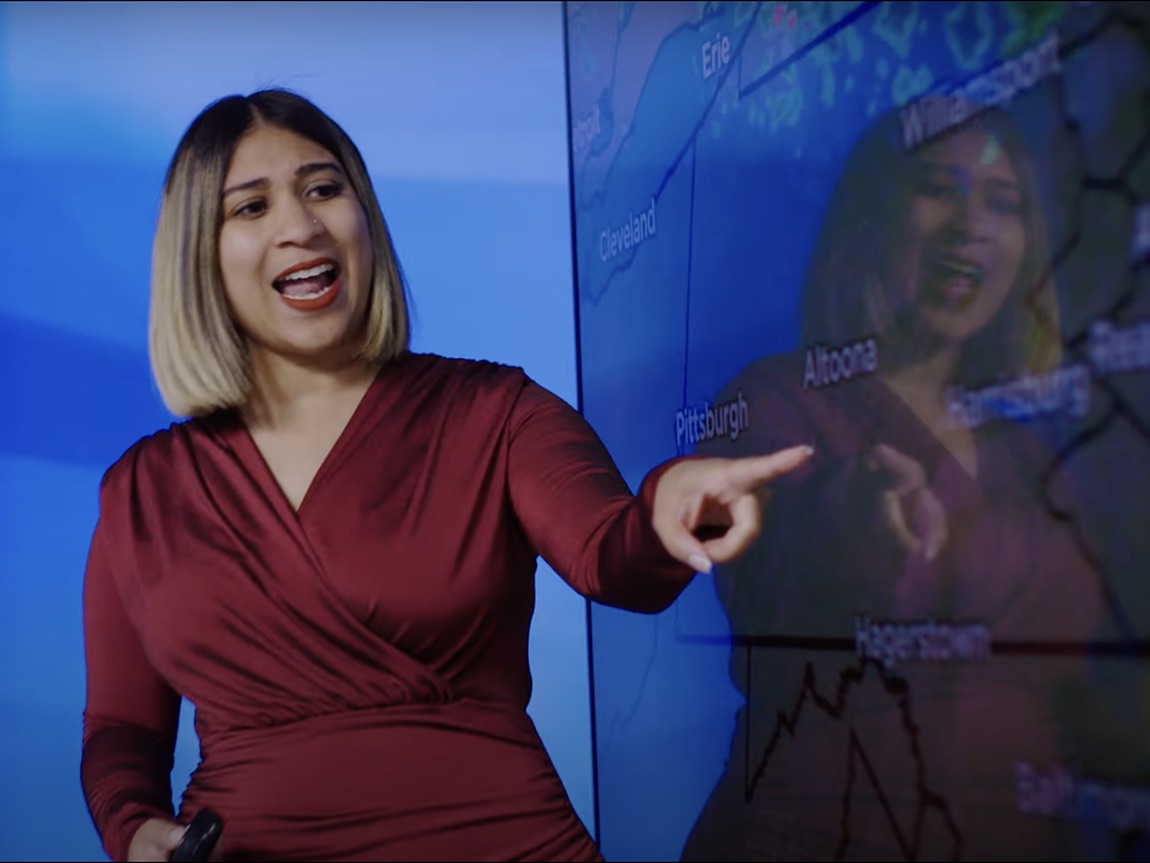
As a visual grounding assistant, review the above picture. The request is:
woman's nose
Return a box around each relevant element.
[947,186,993,242]
[275,200,324,245]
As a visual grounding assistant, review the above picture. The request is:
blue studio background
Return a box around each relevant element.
[0,2,592,860]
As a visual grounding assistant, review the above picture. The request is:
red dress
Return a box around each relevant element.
[81,352,694,862]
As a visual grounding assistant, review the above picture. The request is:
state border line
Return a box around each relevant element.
[575,2,747,215]
[584,2,764,303]
[675,633,1150,656]
[737,0,882,101]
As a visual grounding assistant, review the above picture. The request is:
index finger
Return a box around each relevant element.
[725,445,814,491]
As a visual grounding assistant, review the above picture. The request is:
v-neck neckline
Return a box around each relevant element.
[849,374,989,505]
[223,360,391,521]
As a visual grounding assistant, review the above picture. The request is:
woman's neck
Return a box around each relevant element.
[881,341,962,429]
[242,348,380,431]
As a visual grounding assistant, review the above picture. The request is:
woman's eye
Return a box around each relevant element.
[918,179,958,199]
[234,199,267,217]
[987,193,1024,216]
[309,181,343,199]
[914,166,955,195]
[984,182,1024,216]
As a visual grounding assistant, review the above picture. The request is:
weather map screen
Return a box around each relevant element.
[563,2,1150,861]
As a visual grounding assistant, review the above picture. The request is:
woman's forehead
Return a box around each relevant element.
[919,125,1017,177]
[225,125,337,183]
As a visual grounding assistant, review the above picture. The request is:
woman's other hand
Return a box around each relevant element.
[867,443,948,563]
[128,816,225,862]
[128,819,187,862]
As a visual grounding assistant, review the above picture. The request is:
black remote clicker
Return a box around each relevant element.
[171,809,224,862]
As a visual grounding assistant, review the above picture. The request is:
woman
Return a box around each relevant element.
[679,104,1105,861]
[79,89,813,862]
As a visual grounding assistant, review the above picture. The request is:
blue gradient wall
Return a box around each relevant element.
[0,2,589,859]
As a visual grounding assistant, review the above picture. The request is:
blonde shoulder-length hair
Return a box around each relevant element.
[149,88,410,418]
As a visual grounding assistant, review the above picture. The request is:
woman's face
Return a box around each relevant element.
[217,123,373,368]
[897,125,1028,347]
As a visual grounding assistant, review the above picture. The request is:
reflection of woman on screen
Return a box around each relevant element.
[680,105,1104,861]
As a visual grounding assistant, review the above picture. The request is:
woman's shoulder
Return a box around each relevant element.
[356,351,539,439]
[403,351,527,382]
[716,349,808,400]
[697,343,892,460]
[395,351,532,403]
[97,415,217,504]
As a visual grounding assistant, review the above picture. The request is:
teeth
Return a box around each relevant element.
[286,284,332,301]
[281,263,335,282]
[941,259,981,279]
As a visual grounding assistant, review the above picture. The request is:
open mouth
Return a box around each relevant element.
[272,259,342,311]
[926,256,984,305]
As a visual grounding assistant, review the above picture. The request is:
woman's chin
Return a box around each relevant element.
[917,307,999,348]
[251,331,364,371]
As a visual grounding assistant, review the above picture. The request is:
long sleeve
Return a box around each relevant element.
[81,479,182,862]
[507,381,696,613]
